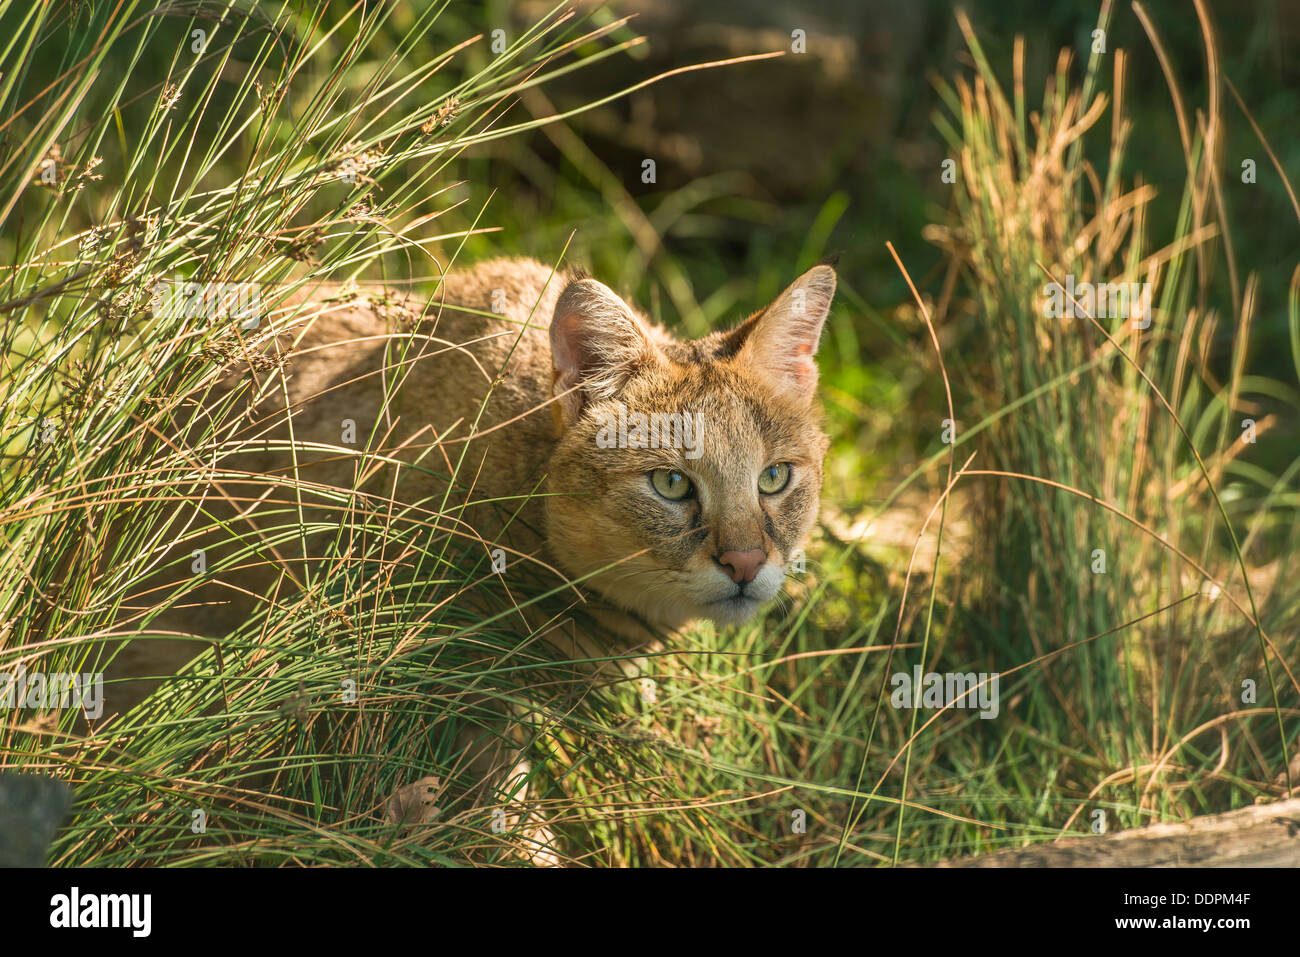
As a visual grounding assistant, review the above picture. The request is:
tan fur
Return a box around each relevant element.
[119,256,834,665]
[107,256,836,863]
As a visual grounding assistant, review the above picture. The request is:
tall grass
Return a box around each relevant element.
[911,1,1300,845]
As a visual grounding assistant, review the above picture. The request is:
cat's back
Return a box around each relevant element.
[197,257,571,586]
[281,257,564,423]
[105,259,572,706]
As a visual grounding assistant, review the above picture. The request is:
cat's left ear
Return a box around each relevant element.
[734,263,836,402]
[550,277,660,424]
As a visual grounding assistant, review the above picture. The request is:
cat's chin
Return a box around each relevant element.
[696,594,767,625]
[578,562,787,631]
[632,591,770,629]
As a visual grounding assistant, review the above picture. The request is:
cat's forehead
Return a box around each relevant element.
[616,353,820,452]
[654,328,747,365]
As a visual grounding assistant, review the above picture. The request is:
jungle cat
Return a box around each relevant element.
[117,257,836,673]
[107,256,837,861]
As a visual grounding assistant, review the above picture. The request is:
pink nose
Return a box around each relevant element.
[717,549,766,584]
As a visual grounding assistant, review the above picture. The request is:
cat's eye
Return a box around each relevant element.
[650,468,694,501]
[758,463,791,495]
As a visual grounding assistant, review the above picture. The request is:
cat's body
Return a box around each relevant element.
[108,255,836,863]
[121,256,834,660]
[168,258,570,636]
[115,259,577,680]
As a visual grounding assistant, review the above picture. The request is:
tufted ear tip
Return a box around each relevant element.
[801,263,838,297]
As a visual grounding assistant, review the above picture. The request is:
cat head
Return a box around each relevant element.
[544,264,835,627]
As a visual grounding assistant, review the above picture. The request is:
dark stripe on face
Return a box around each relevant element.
[770,484,813,556]
[762,510,780,551]
[688,505,709,544]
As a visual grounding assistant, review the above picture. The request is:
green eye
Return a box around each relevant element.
[758,463,791,494]
[651,469,693,501]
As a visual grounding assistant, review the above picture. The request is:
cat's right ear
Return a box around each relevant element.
[550,278,658,424]
[731,264,836,404]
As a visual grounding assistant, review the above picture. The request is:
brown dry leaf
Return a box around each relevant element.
[385,775,443,827]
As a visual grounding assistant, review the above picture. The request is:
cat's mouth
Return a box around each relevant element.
[586,558,787,628]
[692,567,786,624]
[708,576,768,601]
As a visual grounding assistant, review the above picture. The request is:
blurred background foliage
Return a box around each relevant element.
[12,0,1299,501]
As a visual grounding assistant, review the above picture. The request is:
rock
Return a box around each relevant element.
[0,772,73,867]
